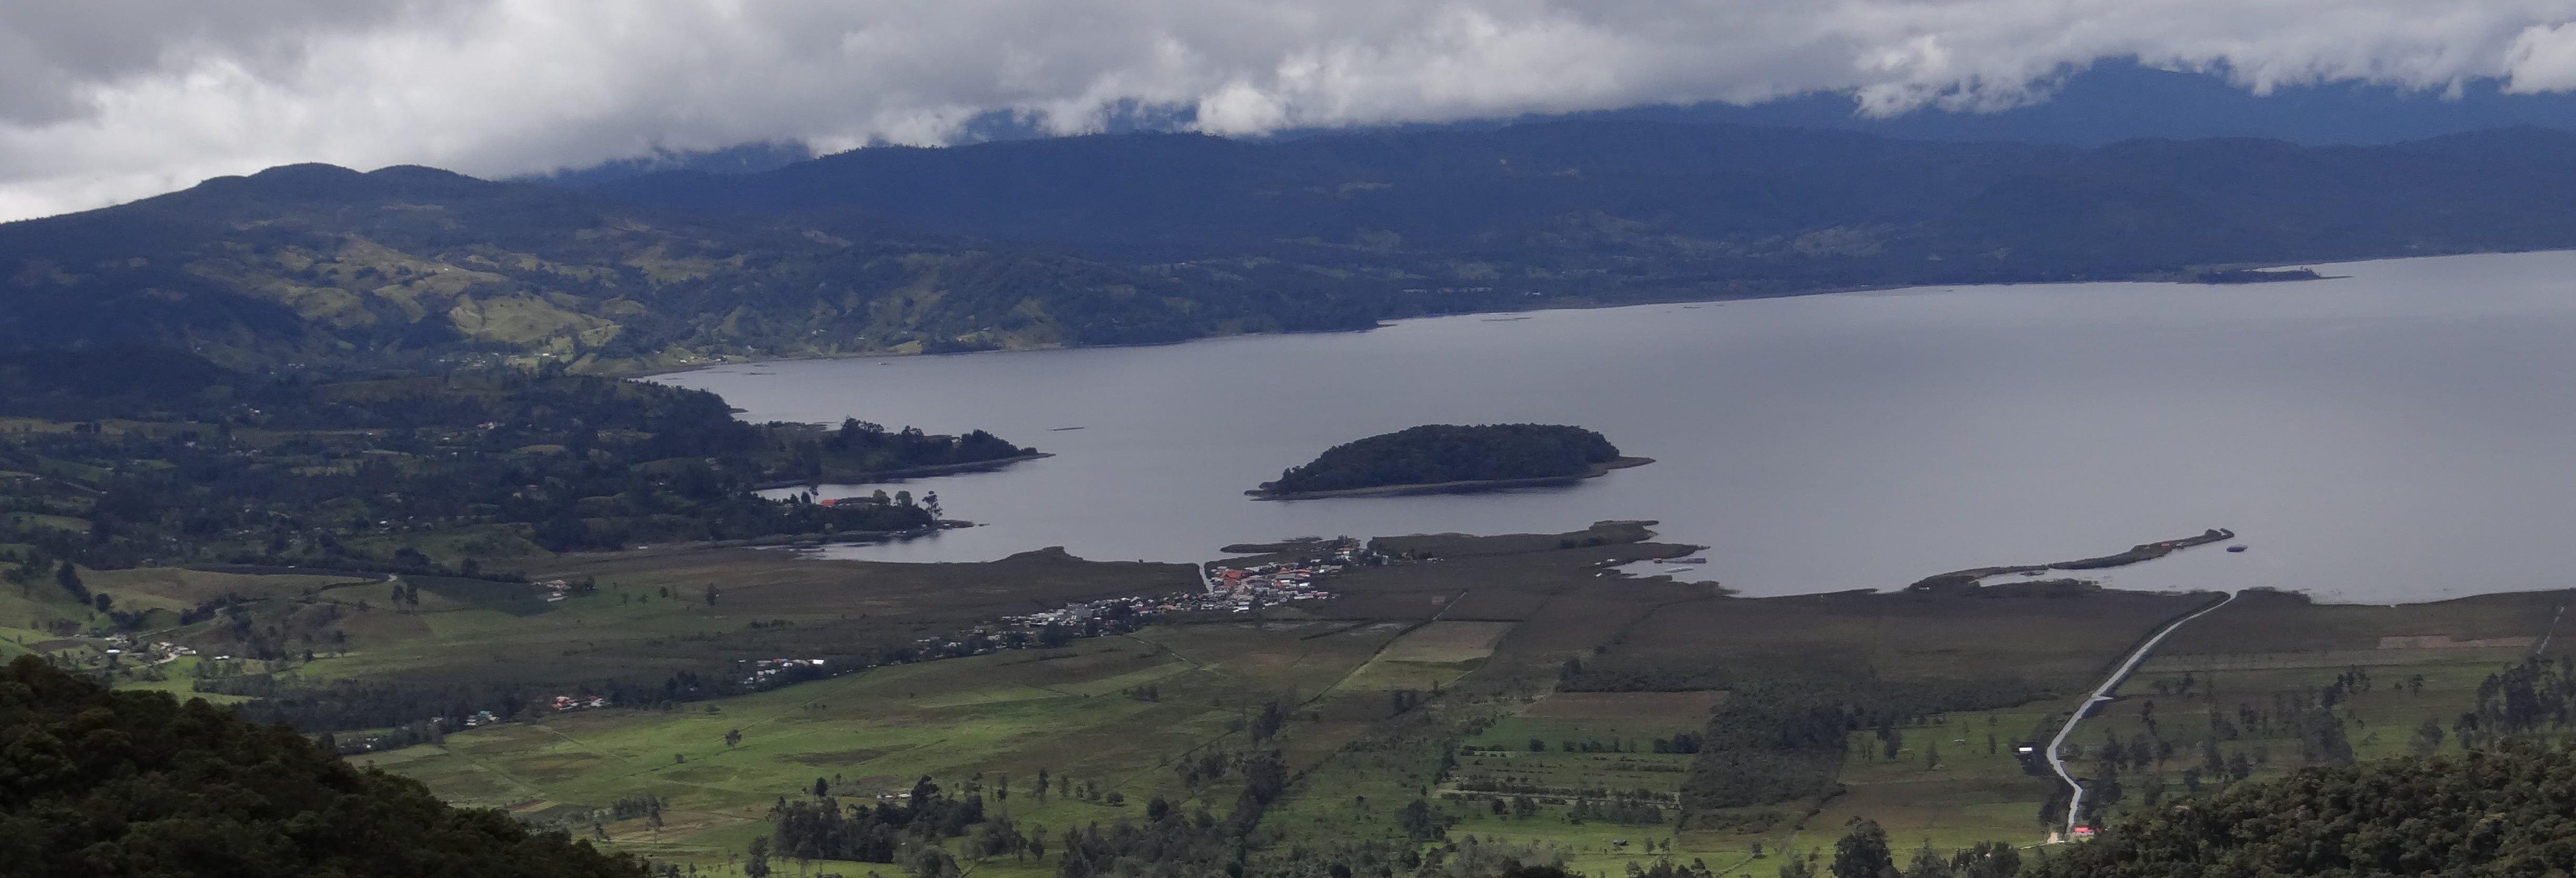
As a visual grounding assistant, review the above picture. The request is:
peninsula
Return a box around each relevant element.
[1249,423,1651,500]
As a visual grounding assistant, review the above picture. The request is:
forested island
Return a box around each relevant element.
[1251,423,1649,499]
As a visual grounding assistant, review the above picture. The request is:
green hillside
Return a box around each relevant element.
[0,164,1366,373]
[0,655,646,877]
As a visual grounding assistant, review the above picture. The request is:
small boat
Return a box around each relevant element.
[1658,557,1708,564]
[2227,545,2248,553]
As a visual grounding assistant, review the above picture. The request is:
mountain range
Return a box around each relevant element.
[11,121,2576,372]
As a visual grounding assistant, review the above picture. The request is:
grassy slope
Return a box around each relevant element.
[358,621,1410,875]
[0,164,1313,375]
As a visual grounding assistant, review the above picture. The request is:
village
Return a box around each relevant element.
[733,539,1366,689]
[63,540,1372,756]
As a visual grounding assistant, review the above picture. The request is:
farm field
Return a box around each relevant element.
[356,620,1412,874]
[18,518,2572,877]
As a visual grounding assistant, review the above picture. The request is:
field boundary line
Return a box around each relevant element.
[2532,592,2570,657]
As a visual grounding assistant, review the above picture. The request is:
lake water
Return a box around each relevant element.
[659,250,2576,603]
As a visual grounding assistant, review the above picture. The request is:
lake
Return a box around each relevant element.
[659,249,2576,603]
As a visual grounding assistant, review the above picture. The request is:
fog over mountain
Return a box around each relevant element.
[13,1,2576,221]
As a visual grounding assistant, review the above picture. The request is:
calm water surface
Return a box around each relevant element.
[660,250,2576,602]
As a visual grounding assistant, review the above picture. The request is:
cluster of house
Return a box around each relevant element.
[97,634,197,664]
[1200,555,1350,609]
[737,657,830,688]
[992,568,1337,632]
[405,542,1377,730]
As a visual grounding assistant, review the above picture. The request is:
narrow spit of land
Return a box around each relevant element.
[1907,528,2237,590]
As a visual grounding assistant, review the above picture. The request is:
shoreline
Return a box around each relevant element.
[1904,527,2238,591]
[619,254,2439,380]
[1246,456,1654,501]
[750,451,1053,490]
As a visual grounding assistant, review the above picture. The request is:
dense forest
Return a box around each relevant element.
[1260,424,1625,496]
[0,656,646,877]
[0,349,1025,573]
[2030,742,2576,877]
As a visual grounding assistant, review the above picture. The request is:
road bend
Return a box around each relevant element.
[2047,590,2239,837]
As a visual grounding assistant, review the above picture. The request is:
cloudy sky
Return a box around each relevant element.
[7,0,2576,221]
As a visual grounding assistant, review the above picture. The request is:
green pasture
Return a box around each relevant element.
[359,621,1406,874]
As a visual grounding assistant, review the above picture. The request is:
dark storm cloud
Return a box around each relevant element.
[4,0,2576,220]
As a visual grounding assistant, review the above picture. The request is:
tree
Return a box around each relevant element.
[703,583,718,607]
[724,728,743,746]
[1831,819,1894,878]
[55,560,85,602]
[1950,842,2020,878]
[2409,718,2448,755]
[910,847,957,878]
[743,837,771,878]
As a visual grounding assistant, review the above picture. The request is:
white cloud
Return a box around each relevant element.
[2507,21,2576,90]
[3,0,2576,220]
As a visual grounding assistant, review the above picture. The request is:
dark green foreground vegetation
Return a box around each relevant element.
[2034,743,2576,877]
[1260,424,1627,496]
[0,655,644,877]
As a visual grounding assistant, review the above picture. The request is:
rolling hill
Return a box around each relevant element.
[599,121,2576,304]
[0,164,1372,372]
[14,123,2576,374]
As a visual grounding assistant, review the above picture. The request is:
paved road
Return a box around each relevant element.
[2046,590,2238,836]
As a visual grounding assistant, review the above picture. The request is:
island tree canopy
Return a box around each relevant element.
[1263,423,1623,494]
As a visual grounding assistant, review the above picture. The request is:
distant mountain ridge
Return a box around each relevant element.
[14,122,2576,374]
[600,120,2576,299]
[1573,59,2576,147]
[0,162,1367,372]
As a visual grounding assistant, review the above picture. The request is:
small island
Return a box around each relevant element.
[1249,423,1652,500]
[2193,267,2327,284]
